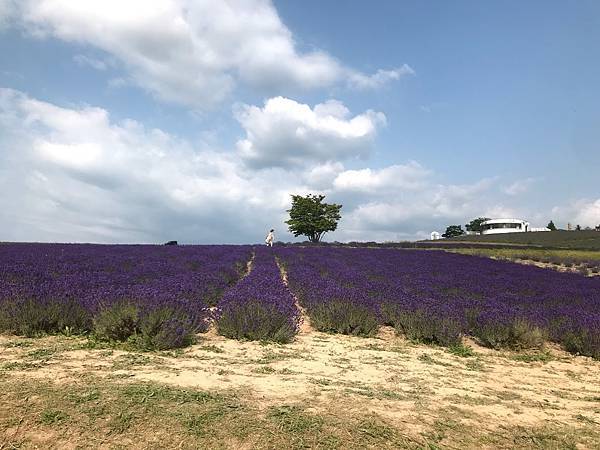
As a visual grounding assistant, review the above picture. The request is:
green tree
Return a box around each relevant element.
[575,224,581,231]
[547,220,557,231]
[465,217,490,234]
[285,194,342,243]
[442,225,465,238]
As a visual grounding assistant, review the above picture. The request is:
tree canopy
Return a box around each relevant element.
[547,220,557,231]
[285,194,342,243]
[442,225,465,238]
[465,217,490,234]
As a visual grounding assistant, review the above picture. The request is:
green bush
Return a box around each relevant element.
[0,298,91,337]
[473,318,546,350]
[561,329,600,360]
[394,309,462,347]
[93,301,140,342]
[309,300,379,337]
[136,308,198,350]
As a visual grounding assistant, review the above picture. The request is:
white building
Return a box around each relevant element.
[481,218,549,235]
[430,231,441,240]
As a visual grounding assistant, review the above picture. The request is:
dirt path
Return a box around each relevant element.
[276,258,313,334]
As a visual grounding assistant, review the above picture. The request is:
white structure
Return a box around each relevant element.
[481,218,550,235]
[430,231,441,240]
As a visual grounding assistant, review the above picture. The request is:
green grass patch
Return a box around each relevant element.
[267,405,323,433]
[39,409,69,425]
[445,230,600,250]
[446,344,476,358]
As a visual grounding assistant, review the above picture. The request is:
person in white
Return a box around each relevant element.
[265,229,275,247]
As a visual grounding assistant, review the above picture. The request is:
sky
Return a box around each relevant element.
[0,0,599,244]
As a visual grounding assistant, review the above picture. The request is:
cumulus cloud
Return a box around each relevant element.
[0,88,300,242]
[2,88,575,244]
[333,162,430,192]
[302,161,345,189]
[8,0,410,108]
[347,65,415,90]
[549,199,600,229]
[331,176,525,241]
[235,97,385,169]
[577,198,600,226]
[573,199,600,227]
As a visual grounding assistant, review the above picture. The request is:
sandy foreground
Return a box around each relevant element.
[1,323,599,449]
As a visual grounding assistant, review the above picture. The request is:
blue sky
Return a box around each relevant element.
[0,0,599,243]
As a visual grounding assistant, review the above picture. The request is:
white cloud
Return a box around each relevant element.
[503,177,538,196]
[347,64,415,90]
[2,88,579,243]
[302,161,345,189]
[549,199,600,229]
[235,97,385,169]
[0,0,16,29]
[482,205,520,219]
[10,0,410,108]
[333,161,430,192]
[332,177,497,236]
[73,54,111,71]
[0,88,298,243]
[573,199,600,227]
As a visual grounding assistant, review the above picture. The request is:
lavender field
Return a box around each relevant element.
[0,243,251,349]
[278,247,600,358]
[1,243,599,358]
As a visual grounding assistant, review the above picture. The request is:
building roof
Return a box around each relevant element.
[481,218,528,225]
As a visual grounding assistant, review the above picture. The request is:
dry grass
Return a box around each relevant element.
[444,248,600,276]
[1,330,600,449]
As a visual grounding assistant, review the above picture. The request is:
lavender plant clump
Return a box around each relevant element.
[277,247,600,358]
[0,243,251,349]
[215,247,300,343]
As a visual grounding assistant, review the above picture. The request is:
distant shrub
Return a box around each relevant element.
[394,309,462,347]
[472,317,546,350]
[216,299,298,343]
[0,298,91,337]
[309,300,379,337]
[93,301,140,342]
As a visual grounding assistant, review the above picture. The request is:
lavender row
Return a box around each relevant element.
[276,247,380,336]
[0,243,252,348]
[277,247,600,358]
[215,246,300,343]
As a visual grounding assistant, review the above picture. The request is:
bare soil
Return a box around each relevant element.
[1,329,599,449]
